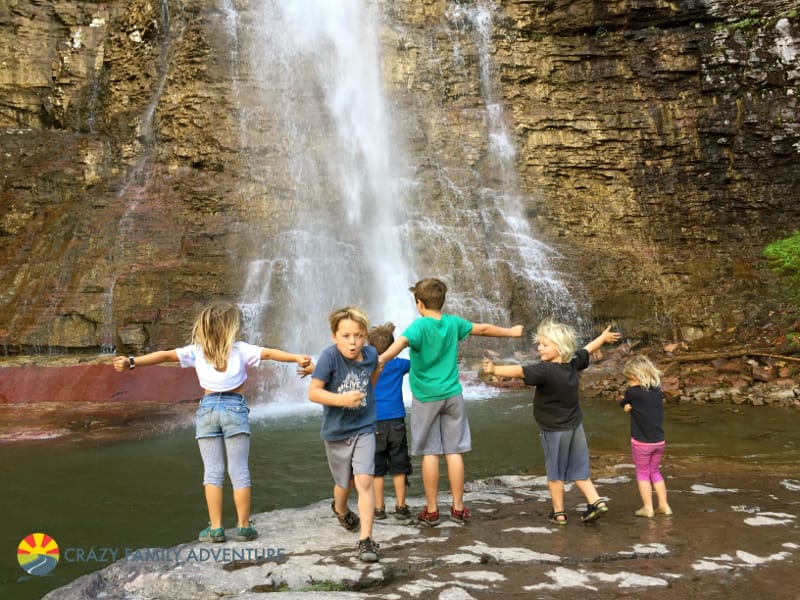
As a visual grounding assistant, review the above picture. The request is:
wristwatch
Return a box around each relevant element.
[128,356,136,369]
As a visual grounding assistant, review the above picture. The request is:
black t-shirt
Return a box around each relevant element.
[521,349,590,431]
[619,385,665,443]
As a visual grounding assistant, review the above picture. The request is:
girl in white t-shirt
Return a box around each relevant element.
[114,301,310,543]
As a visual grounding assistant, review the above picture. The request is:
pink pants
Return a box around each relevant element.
[631,438,665,483]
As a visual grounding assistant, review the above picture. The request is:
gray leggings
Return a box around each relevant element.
[197,433,251,489]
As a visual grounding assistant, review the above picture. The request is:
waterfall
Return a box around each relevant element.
[234,0,416,356]
[433,1,587,330]
[225,0,585,408]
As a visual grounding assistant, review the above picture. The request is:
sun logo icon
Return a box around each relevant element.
[17,533,60,576]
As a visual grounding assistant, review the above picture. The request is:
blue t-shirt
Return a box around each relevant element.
[312,344,378,441]
[375,357,410,421]
[402,314,473,402]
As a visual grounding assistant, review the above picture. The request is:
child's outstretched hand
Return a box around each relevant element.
[602,324,621,344]
[297,362,314,378]
[112,356,128,372]
[510,325,524,337]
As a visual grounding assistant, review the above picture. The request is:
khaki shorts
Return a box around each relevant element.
[410,394,471,456]
[324,432,376,489]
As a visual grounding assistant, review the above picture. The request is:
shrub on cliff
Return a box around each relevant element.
[763,231,800,302]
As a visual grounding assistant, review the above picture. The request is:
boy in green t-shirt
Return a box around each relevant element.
[378,278,523,525]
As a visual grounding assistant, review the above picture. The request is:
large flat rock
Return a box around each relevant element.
[43,462,800,599]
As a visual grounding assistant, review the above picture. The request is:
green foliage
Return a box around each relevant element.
[763,231,800,301]
[300,580,349,592]
[787,332,800,348]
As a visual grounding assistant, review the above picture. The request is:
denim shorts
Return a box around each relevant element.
[195,393,251,439]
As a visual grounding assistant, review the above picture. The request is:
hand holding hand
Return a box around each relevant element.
[297,362,314,378]
[481,357,495,375]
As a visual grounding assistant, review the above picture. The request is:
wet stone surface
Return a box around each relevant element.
[45,459,800,599]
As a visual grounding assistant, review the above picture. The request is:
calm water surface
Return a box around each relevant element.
[2,387,799,600]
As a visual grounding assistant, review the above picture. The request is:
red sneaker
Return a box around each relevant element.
[450,505,471,523]
[417,508,440,526]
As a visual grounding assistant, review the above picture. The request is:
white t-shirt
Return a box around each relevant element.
[176,341,262,392]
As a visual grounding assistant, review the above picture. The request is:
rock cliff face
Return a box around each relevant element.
[1,0,798,353]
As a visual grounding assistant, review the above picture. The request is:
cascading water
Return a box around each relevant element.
[101,0,177,353]
[228,0,417,405]
[225,0,586,407]
[425,1,588,330]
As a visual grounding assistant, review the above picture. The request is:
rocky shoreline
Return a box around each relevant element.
[43,460,800,599]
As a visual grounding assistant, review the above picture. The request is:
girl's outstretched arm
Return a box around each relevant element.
[261,347,311,368]
[112,350,179,372]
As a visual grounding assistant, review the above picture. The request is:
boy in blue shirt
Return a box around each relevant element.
[308,306,381,562]
[368,322,412,520]
[378,278,523,525]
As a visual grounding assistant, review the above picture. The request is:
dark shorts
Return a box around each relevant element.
[374,418,412,477]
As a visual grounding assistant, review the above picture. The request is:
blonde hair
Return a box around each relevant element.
[191,301,241,370]
[328,306,370,335]
[623,355,662,389]
[534,318,578,362]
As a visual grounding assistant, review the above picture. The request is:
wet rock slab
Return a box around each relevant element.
[44,462,800,599]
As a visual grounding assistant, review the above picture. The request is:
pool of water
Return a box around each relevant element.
[2,387,799,600]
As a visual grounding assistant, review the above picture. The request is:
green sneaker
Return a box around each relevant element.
[235,522,258,542]
[198,523,226,543]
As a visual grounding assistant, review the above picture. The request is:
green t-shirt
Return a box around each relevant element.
[402,314,473,402]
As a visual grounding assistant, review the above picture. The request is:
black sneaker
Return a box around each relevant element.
[332,500,360,531]
[358,537,380,563]
[394,505,411,519]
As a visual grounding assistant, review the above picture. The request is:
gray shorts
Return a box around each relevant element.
[324,432,376,489]
[539,423,590,482]
[410,394,471,456]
